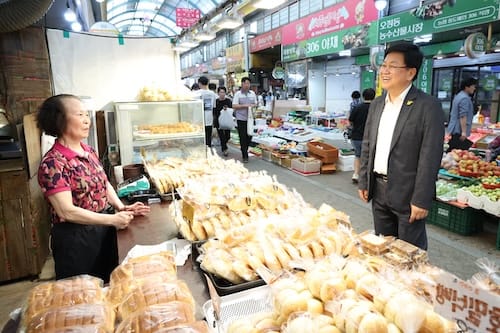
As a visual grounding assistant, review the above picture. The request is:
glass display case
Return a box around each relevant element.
[114,101,205,165]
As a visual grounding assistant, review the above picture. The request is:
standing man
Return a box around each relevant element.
[196,76,218,148]
[232,77,257,163]
[349,88,376,183]
[446,77,478,151]
[358,42,445,250]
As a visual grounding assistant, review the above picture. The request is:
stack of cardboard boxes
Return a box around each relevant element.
[306,141,339,174]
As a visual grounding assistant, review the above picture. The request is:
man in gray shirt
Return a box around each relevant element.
[447,77,478,151]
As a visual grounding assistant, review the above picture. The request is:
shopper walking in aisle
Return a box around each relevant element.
[349,88,375,183]
[358,42,445,250]
[196,76,218,147]
[232,77,257,163]
[350,90,361,114]
[37,94,150,283]
[446,77,478,151]
[213,86,233,156]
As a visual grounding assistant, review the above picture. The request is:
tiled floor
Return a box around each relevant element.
[1,146,499,330]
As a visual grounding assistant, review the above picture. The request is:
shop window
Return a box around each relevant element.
[309,0,322,13]
[279,7,289,26]
[289,2,299,21]
[272,11,280,29]
[263,15,272,32]
[300,0,310,17]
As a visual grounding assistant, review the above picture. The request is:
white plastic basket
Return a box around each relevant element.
[203,285,273,333]
[482,196,500,216]
[456,188,469,204]
[467,193,483,209]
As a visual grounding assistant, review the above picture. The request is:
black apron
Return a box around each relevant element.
[50,206,118,284]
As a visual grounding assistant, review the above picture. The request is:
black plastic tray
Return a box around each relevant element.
[191,241,265,296]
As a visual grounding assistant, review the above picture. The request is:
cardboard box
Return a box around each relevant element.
[321,163,336,174]
[261,149,272,162]
[307,141,338,164]
[291,157,321,175]
[281,155,299,169]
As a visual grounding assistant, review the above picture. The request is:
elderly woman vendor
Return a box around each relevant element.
[37,94,150,283]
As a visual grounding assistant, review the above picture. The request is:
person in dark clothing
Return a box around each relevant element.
[349,88,376,183]
[213,86,233,156]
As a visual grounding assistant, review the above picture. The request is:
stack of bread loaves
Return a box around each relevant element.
[107,251,209,333]
[19,275,114,333]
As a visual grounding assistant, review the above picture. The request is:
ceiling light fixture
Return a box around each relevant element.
[217,12,243,30]
[434,50,444,59]
[339,50,352,57]
[253,0,287,9]
[71,21,82,31]
[374,0,388,11]
[413,34,433,44]
[64,2,77,22]
[194,30,216,41]
[95,0,104,2]
[456,46,466,57]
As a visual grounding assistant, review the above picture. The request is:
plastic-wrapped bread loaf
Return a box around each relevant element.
[24,275,104,323]
[24,303,115,333]
[38,326,110,333]
[115,301,195,333]
[151,321,210,332]
[110,252,176,287]
[107,272,178,307]
[118,280,195,320]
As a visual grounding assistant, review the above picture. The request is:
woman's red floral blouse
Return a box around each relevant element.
[38,141,109,223]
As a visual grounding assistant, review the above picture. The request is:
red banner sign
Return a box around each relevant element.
[176,8,200,28]
[281,0,378,45]
[249,29,282,53]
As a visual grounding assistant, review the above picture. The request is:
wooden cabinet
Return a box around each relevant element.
[0,170,50,282]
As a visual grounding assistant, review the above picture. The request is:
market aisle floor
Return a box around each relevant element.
[1,148,499,328]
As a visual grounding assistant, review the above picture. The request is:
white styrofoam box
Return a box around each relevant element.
[337,154,355,171]
[456,188,469,204]
[467,193,483,209]
[482,196,500,216]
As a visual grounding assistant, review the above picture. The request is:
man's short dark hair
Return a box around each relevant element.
[217,86,227,93]
[385,42,423,81]
[198,76,209,86]
[362,88,376,101]
[351,91,361,99]
[241,77,251,84]
[37,94,79,137]
[208,83,216,91]
[460,77,478,90]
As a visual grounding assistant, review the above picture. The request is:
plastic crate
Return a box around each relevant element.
[428,200,483,236]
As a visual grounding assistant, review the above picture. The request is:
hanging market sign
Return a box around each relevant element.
[281,0,378,46]
[211,57,226,71]
[378,0,500,44]
[283,23,377,62]
[175,8,200,28]
[464,32,487,58]
[226,43,245,73]
[249,28,282,53]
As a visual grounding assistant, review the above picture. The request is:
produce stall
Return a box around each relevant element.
[437,149,500,247]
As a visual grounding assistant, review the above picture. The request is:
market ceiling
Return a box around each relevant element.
[105,0,227,37]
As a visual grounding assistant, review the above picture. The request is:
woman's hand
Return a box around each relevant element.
[120,202,150,216]
[114,211,134,230]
